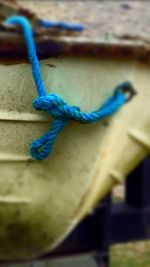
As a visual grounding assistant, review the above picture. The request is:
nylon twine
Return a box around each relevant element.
[5,16,132,160]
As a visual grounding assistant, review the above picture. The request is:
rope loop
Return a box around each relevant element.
[5,15,136,160]
[30,117,68,160]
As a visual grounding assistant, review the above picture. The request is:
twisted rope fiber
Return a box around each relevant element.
[5,16,128,160]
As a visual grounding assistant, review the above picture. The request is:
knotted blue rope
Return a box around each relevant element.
[5,16,130,160]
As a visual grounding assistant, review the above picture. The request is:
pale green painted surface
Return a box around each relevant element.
[0,255,97,267]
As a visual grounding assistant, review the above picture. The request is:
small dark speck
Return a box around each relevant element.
[120,3,131,10]
[14,210,21,218]
[46,63,56,68]
[102,121,109,127]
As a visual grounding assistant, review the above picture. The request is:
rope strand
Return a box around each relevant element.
[39,19,84,32]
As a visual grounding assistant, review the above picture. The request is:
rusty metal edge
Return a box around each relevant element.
[0,0,150,62]
[0,32,150,63]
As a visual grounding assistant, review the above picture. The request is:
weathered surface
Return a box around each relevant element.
[0,1,150,60]
[0,56,149,260]
[17,0,150,42]
[0,0,149,261]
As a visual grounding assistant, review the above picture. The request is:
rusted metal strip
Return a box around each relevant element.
[0,31,149,62]
[0,0,150,62]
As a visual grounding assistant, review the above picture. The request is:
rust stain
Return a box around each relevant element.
[1,0,150,62]
[46,63,56,68]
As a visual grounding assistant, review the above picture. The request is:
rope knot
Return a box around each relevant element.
[33,93,80,119]
[30,94,81,160]
[33,93,65,111]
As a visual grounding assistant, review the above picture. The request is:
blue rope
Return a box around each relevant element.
[5,16,127,160]
[39,19,84,32]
